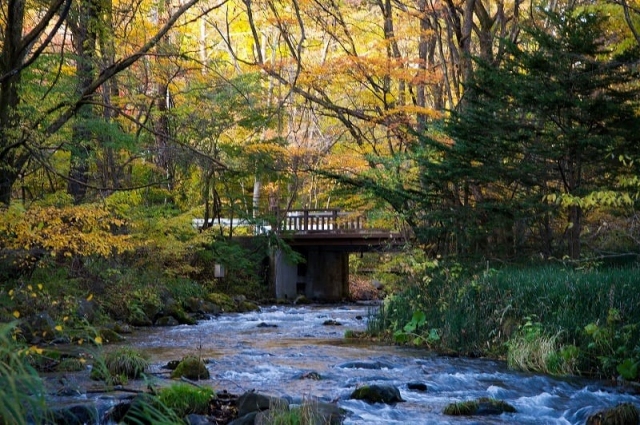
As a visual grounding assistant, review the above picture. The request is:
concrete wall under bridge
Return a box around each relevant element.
[271,247,349,302]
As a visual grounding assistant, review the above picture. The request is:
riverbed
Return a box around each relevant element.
[109,304,639,424]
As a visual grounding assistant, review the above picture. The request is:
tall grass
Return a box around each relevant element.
[0,322,49,425]
[370,264,640,376]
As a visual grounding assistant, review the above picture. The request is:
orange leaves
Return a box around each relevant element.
[0,203,134,259]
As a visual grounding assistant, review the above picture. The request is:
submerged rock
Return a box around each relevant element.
[322,319,342,326]
[350,384,404,404]
[50,403,98,425]
[407,382,428,392]
[587,402,640,425]
[336,360,394,370]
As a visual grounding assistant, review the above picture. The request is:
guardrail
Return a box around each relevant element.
[278,209,364,232]
[192,209,365,234]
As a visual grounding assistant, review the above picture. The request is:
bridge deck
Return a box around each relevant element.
[194,209,406,250]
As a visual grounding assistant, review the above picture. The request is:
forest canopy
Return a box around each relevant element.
[1,0,640,263]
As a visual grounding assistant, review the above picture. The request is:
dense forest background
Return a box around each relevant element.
[1,0,640,269]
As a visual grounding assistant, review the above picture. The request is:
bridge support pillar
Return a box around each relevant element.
[271,248,349,302]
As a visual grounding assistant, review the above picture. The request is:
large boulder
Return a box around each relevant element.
[350,384,404,404]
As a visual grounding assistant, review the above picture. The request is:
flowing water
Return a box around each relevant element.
[113,304,638,424]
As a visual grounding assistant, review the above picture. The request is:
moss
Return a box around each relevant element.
[443,397,516,416]
[206,293,235,312]
[99,328,124,343]
[350,384,403,404]
[170,356,210,380]
[587,403,640,425]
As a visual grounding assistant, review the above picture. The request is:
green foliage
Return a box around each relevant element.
[584,308,640,379]
[120,394,185,425]
[393,310,441,346]
[0,323,49,425]
[369,263,640,378]
[157,384,214,417]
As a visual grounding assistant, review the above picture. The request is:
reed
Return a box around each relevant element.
[371,263,640,376]
[0,323,49,425]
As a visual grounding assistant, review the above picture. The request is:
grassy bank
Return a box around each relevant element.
[368,263,640,380]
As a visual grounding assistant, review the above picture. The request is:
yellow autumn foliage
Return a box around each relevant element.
[0,203,134,258]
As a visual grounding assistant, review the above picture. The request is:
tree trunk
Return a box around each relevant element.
[67,0,100,203]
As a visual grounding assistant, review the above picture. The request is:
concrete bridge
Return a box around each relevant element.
[194,209,406,301]
[270,209,405,301]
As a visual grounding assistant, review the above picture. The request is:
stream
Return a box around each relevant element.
[102,304,638,424]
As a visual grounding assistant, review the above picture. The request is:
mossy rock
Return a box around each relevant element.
[155,316,179,326]
[443,397,516,416]
[170,356,210,380]
[206,293,236,312]
[236,300,260,313]
[350,384,404,404]
[99,328,125,343]
[587,403,640,425]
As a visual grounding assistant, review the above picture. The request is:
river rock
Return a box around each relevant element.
[155,315,179,326]
[186,414,217,424]
[323,319,342,326]
[170,356,210,380]
[336,360,394,370]
[587,402,640,425]
[307,401,346,424]
[236,391,289,417]
[350,384,404,404]
[184,297,222,316]
[50,403,98,425]
[257,322,278,328]
[228,411,258,425]
[407,382,428,391]
[77,299,98,323]
[99,327,124,343]
[443,397,516,416]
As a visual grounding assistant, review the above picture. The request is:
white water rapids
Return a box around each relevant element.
[116,304,639,424]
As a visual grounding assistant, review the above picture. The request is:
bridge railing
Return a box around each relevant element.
[278,209,364,233]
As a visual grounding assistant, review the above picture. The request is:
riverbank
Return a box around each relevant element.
[367,262,640,386]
